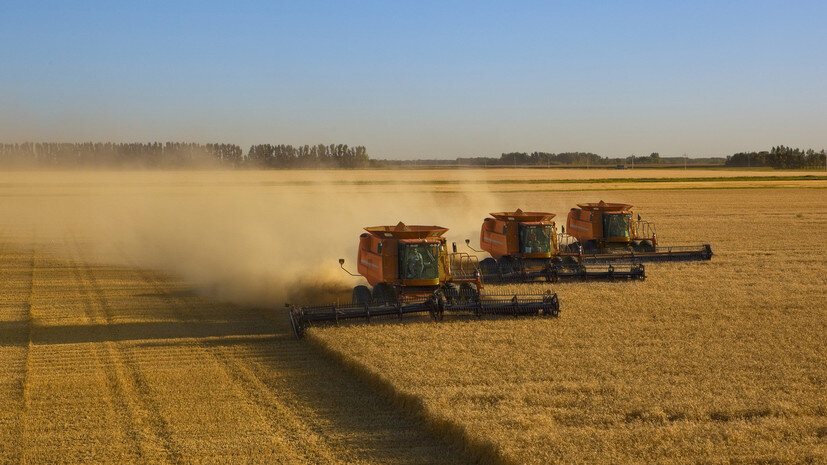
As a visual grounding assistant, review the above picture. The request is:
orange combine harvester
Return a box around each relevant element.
[288,222,560,338]
[473,209,646,281]
[564,201,713,262]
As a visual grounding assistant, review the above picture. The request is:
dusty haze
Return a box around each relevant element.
[3,169,819,307]
[0,170,526,306]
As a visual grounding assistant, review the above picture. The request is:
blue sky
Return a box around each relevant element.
[1,1,825,158]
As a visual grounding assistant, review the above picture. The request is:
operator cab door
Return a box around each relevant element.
[602,213,632,242]
[518,223,554,258]
[398,240,441,286]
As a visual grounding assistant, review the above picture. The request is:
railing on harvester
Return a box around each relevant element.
[557,233,579,252]
[447,252,480,281]
[633,220,657,240]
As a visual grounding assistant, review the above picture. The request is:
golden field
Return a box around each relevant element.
[0,169,824,464]
[312,188,827,464]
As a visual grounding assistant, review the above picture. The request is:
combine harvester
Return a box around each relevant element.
[470,209,646,282]
[288,222,560,339]
[564,201,713,263]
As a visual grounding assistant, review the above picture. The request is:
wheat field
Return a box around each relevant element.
[312,188,827,464]
[0,170,824,464]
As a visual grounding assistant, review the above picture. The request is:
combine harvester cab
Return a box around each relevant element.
[474,209,645,283]
[565,201,713,263]
[288,222,560,339]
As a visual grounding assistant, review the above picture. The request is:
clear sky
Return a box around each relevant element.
[1,1,825,159]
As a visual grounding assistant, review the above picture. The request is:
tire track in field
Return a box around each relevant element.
[67,235,183,464]
[0,237,33,463]
[21,236,176,463]
[130,265,350,464]
[130,262,469,464]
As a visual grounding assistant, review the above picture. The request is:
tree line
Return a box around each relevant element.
[2,142,823,169]
[384,151,725,167]
[246,144,369,168]
[0,142,369,168]
[725,145,826,169]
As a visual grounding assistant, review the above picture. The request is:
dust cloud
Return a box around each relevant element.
[0,170,524,306]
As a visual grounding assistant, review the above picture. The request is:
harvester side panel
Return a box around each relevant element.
[357,234,387,286]
[566,209,599,242]
[481,218,509,258]
[381,238,399,283]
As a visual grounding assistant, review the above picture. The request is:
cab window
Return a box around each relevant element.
[603,214,631,238]
[399,243,439,280]
[519,225,552,254]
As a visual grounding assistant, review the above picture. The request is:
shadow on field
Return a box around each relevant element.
[125,308,472,464]
[0,320,273,346]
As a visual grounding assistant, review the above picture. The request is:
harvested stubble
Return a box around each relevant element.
[311,188,827,465]
[0,237,468,464]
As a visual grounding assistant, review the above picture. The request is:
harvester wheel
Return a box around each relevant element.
[442,284,459,304]
[583,240,598,254]
[372,282,397,304]
[428,295,445,321]
[459,282,479,302]
[479,257,498,274]
[639,240,655,252]
[497,256,515,274]
[352,285,372,305]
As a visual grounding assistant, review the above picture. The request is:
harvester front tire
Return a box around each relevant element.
[372,282,397,304]
[459,282,479,302]
[352,285,372,305]
[442,284,459,303]
[583,240,598,254]
[497,256,515,274]
[479,258,497,274]
[639,240,655,252]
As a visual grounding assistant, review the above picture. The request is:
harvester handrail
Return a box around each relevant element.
[448,251,480,279]
[557,232,578,248]
[634,220,656,239]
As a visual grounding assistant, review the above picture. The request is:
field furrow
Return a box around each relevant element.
[1,232,468,463]
[129,263,469,464]
[0,243,33,463]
